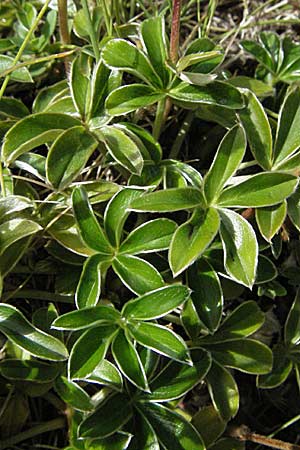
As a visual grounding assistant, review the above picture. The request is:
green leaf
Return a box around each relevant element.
[84,433,133,450]
[76,254,109,309]
[79,393,133,439]
[181,298,203,340]
[129,411,159,450]
[55,376,93,412]
[140,16,169,87]
[112,254,164,295]
[241,40,274,70]
[52,305,120,331]
[258,344,293,389]
[187,259,223,333]
[129,187,203,212]
[86,359,123,391]
[228,76,273,98]
[273,87,300,166]
[15,153,46,180]
[238,90,272,170]
[144,348,211,402]
[288,186,300,231]
[255,255,277,284]
[203,339,273,374]
[218,172,298,208]
[104,188,144,248]
[2,113,80,164]
[285,288,300,345]
[89,60,110,119]
[46,126,98,190]
[68,326,117,380]
[72,186,113,254]
[128,321,191,364]
[138,402,205,450]
[169,81,244,109]
[0,303,68,361]
[33,80,69,113]
[70,53,90,118]
[119,122,162,163]
[0,236,32,277]
[120,218,176,255]
[112,330,149,391]
[105,84,165,116]
[169,207,220,276]
[0,97,29,119]
[191,405,226,448]
[102,39,162,87]
[219,208,258,288]
[0,359,60,383]
[0,55,33,83]
[0,195,33,221]
[204,125,246,204]
[256,201,287,242]
[100,125,143,175]
[0,219,41,254]
[202,301,265,343]
[205,360,239,421]
[122,285,190,321]
[177,51,223,73]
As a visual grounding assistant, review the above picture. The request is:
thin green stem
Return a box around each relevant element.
[169,111,194,159]
[100,0,113,36]
[0,49,77,79]
[2,289,74,303]
[153,97,167,140]
[81,0,100,61]
[0,418,66,449]
[0,0,51,101]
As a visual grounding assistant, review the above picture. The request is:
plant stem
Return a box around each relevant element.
[0,49,77,79]
[0,0,51,101]
[100,0,113,37]
[81,0,100,61]
[229,424,300,450]
[170,0,182,64]
[2,289,74,303]
[169,110,194,159]
[153,97,167,140]
[58,0,70,44]
[0,418,66,449]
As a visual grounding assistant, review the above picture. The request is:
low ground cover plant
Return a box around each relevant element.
[0,0,300,449]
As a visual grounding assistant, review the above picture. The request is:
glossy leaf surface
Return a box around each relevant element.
[52,305,120,331]
[129,188,203,212]
[0,303,68,361]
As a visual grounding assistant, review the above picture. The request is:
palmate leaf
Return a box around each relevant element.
[105,84,165,116]
[2,113,80,164]
[205,360,239,421]
[169,207,220,277]
[104,188,144,248]
[79,393,133,439]
[127,321,191,365]
[102,38,163,88]
[218,172,298,208]
[112,254,164,295]
[72,186,113,254]
[68,326,117,380]
[0,304,68,361]
[46,126,98,190]
[119,218,176,255]
[238,90,272,170]
[112,330,149,391]
[219,208,258,288]
[122,285,190,321]
[137,402,205,450]
[187,259,223,333]
[204,125,246,204]
[273,87,300,167]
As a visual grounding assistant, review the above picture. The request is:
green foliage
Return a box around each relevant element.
[0,1,300,449]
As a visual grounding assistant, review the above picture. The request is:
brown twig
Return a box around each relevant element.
[229,425,300,450]
[170,0,182,64]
